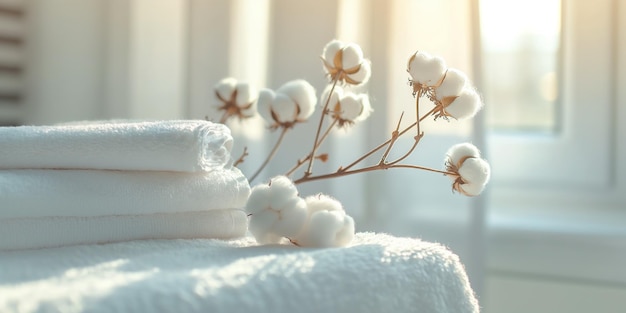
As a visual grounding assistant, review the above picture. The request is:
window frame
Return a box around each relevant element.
[486,0,626,211]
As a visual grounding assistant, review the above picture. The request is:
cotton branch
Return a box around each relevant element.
[233,147,249,167]
[293,103,443,185]
[249,127,289,183]
[304,75,339,177]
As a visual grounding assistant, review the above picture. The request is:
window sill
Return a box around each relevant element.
[488,206,626,286]
[379,204,626,286]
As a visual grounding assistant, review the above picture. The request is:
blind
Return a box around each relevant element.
[0,0,23,126]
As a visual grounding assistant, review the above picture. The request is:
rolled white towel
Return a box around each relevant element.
[0,209,249,251]
[0,120,232,172]
[0,168,251,219]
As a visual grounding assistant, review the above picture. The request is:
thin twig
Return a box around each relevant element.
[305,75,339,176]
[285,158,308,178]
[219,111,230,124]
[233,147,249,167]
[387,133,423,166]
[249,127,289,183]
[388,164,455,176]
[378,112,404,165]
[284,118,338,177]
[294,162,455,185]
[340,105,438,172]
[415,90,423,137]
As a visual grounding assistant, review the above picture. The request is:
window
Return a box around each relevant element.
[485,0,624,211]
[480,0,561,132]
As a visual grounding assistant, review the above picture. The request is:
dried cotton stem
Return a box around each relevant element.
[339,105,438,173]
[285,118,338,177]
[249,127,289,183]
[305,75,339,177]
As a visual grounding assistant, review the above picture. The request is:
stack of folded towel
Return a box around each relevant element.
[0,120,251,250]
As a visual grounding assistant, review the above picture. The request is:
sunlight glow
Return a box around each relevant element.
[481,0,561,52]
[480,0,562,131]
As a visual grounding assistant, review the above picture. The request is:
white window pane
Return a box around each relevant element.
[480,0,561,132]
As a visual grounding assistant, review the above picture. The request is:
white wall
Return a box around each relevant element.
[24,0,105,124]
[23,0,188,125]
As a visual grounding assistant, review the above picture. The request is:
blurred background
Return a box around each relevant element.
[1,0,625,312]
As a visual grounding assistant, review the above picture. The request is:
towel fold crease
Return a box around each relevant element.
[0,209,249,250]
[0,168,251,219]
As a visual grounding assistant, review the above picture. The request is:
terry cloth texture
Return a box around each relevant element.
[0,233,479,313]
[0,120,233,172]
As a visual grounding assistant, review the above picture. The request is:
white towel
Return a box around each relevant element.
[0,120,232,172]
[0,168,250,218]
[0,209,248,251]
[0,233,479,313]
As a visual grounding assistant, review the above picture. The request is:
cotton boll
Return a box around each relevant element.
[239,102,257,118]
[458,158,491,186]
[246,176,309,244]
[248,209,279,243]
[268,175,299,195]
[246,203,276,243]
[271,94,298,124]
[458,158,491,196]
[334,214,355,247]
[337,95,361,121]
[257,89,276,125]
[435,69,467,100]
[301,211,345,247]
[336,93,369,123]
[262,177,308,239]
[341,43,365,69]
[234,82,257,117]
[305,211,355,247]
[294,194,355,248]
[213,78,259,121]
[268,175,300,209]
[270,196,308,238]
[295,88,317,121]
[458,183,485,197]
[321,85,343,108]
[245,184,271,215]
[320,40,371,85]
[298,210,355,248]
[353,94,372,122]
[445,88,482,120]
[276,80,317,121]
[248,206,287,245]
[444,145,490,196]
[348,59,371,85]
[258,81,317,127]
[214,77,237,101]
[407,51,447,87]
[234,82,256,106]
[252,233,283,245]
[305,194,344,214]
[446,143,481,167]
[252,230,284,245]
[327,87,370,125]
[322,40,343,66]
